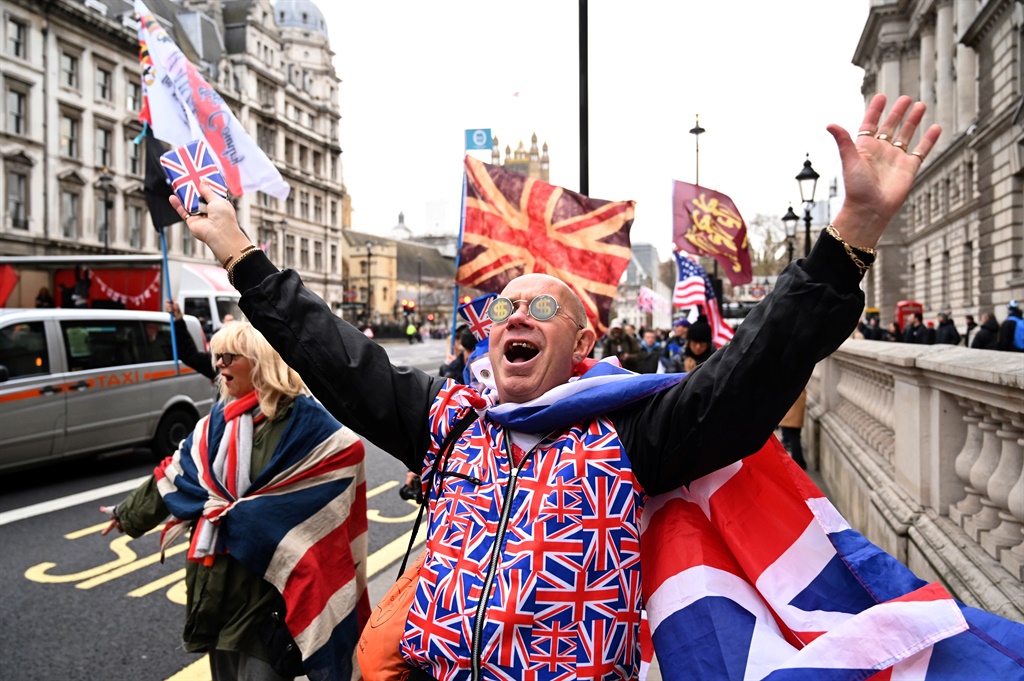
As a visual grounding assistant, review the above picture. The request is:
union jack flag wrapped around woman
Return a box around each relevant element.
[155,394,370,681]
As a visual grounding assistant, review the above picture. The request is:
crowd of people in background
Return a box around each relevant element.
[856,299,1024,352]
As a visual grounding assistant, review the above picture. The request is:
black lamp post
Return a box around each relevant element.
[416,254,423,323]
[98,166,114,253]
[364,240,373,323]
[782,204,800,264]
[795,154,819,257]
[689,115,705,185]
[278,218,286,262]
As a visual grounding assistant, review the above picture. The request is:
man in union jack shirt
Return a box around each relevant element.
[174,96,942,680]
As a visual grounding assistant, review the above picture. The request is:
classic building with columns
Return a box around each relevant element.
[853,0,1023,326]
[1,0,349,308]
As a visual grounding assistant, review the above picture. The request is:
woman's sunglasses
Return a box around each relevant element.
[214,352,244,367]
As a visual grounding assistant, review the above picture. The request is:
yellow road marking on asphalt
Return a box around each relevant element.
[65,521,114,539]
[127,568,186,598]
[164,656,210,681]
[160,479,424,681]
[77,542,188,589]
[366,480,398,498]
[366,524,427,578]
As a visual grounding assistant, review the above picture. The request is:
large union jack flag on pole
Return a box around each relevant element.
[159,140,228,214]
[457,156,635,336]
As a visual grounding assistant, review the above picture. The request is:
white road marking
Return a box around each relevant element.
[0,476,149,526]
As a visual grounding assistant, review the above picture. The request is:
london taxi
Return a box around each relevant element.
[0,308,215,472]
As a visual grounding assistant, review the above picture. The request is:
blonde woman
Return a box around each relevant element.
[102,322,368,681]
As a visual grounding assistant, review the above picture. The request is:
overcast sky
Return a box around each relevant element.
[318,1,870,259]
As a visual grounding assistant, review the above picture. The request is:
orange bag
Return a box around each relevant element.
[357,552,424,681]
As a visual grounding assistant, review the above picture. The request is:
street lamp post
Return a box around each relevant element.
[782,204,800,264]
[98,167,114,253]
[416,254,422,324]
[689,115,705,185]
[795,154,819,258]
[278,218,287,264]
[364,240,373,324]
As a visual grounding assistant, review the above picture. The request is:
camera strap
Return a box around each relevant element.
[397,409,479,579]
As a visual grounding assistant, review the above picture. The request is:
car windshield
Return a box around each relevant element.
[216,297,243,322]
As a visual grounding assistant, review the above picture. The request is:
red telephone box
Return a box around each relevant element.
[895,300,923,332]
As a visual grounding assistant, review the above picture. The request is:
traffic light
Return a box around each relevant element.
[401,299,416,316]
[427,314,434,322]
[462,296,471,304]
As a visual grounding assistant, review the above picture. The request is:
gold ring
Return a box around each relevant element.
[857,130,876,137]
[892,141,906,149]
[876,133,891,142]
[909,151,924,161]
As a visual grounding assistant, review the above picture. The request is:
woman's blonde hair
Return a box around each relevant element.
[209,322,307,419]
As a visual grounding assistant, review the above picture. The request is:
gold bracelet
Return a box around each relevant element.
[226,245,258,287]
[826,224,875,275]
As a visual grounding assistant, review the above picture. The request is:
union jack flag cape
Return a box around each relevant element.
[477,362,1023,679]
[641,436,1024,680]
[457,155,635,336]
[154,395,370,681]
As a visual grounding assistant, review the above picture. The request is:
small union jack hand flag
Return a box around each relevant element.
[159,139,228,214]
[458,293,497,341]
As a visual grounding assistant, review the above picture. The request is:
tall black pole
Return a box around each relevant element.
[579,0,589,196]
[689,115,705,186]
[803,206,812,258]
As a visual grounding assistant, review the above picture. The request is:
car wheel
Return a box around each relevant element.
[152,408,196,460]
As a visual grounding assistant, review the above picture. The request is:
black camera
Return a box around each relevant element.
[399,475,423,504]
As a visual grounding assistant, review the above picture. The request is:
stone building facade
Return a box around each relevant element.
[853,0,1023,327]
[1,0,350,308]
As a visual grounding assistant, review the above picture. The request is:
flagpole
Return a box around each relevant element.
[160,227,180,374]
[579,0,589,196]
[449,163,468,354]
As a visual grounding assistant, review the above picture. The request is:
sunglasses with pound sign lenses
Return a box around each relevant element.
[487,294,584,329]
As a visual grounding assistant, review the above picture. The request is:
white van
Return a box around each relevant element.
[0,308,215,472]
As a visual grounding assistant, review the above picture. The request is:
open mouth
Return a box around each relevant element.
[505,341,539,364]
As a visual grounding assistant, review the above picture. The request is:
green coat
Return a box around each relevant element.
[117,402,293,658]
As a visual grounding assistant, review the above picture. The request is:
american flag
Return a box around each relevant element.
[637,286,656,313]
[673,251,733,346]
[159,139,228,214]
[457,155,635,336]
[457,293,497,341]
[154,396,369,681]
[642,437,1024,681]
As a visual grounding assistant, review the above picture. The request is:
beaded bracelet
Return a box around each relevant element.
[826,224,876,275]
[226,244,259,287]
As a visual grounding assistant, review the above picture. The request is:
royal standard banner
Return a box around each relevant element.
[672,181,752,286]
[457,156,635,335]
[135,0,289,200]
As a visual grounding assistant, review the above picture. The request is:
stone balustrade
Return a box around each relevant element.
[805,340,1024,622]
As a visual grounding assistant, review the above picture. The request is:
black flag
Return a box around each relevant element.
[143,128,181,230]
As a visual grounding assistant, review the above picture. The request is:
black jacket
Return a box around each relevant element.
[173,318,217,380]
[971,317,1000,350]
[232,230,867,495]
[998,314,1024,352]
[935,319,960,345]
